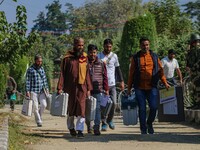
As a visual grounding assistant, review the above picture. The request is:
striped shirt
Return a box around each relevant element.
[25,65,48,93]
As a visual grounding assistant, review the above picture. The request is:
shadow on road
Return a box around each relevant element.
[23,129,200,145]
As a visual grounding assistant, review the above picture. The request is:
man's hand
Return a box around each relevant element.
[119,81,125,91]
[165,83,170,90]
[179,80,183,86]
[87,91,91,97]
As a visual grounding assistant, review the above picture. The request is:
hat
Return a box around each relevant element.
[168,49,176,55]
[190,33,200,43]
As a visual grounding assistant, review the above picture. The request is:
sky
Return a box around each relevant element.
[0,0,196,32]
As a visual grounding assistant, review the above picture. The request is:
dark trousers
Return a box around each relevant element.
[135,88,158,132]
[10,100,15,110]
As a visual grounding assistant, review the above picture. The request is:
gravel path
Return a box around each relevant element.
[2,105,200,150]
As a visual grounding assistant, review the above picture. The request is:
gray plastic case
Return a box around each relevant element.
[50,93,68,117]
[85,96,97,121]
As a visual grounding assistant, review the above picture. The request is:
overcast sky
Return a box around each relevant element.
[0,0,196,32]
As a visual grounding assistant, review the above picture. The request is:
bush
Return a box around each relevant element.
[10,56,29,93]
[0,64,8,107]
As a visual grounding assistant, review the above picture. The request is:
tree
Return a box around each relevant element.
[9,56,29,93]
[0,5,39,65]
[0,1,39,104]
[182,0,200,31]
[145,0,192,76]
[0,64,8,107]
[32,0,67,33]
[147,0,192,37]
[32,12,47,31]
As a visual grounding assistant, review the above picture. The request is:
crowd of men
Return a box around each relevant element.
[21,33,200,138]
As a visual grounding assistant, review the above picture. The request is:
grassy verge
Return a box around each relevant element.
[0,112,42,150]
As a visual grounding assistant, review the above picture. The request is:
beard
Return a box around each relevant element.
[75,51,83,58]
[35,64,42,69]
[74,48,83,58]
[104,49,110,55]
[141,48,148,53]
[88,56,95,62]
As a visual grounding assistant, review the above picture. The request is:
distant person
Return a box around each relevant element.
[6,76,17,111]
[186,33,200,109]
[57,37,93,138]
[25,54,49,127]
[86,44,109,135]
[127,37,170,134]
[98,38,124,131]
[161,49,182,85]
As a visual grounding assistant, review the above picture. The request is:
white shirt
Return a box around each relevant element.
[98,52,120,86]
[161,56,179,79]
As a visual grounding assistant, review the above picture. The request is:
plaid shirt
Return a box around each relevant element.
[25,65,48,93]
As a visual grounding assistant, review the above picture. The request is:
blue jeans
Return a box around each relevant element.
[86,93,101,130]
[135,88,158,132]
[101,86,117,124]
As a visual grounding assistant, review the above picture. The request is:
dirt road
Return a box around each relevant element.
[5,105,200,150]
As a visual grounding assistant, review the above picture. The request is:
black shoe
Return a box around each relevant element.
[37,123,42,127]
[147,124,154,134]
[141,130,147,134]
[77,131,84,139]
[94,129,101,136]
[87,126,93,134]
[69,128,77,137]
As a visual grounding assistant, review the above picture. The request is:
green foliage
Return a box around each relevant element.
[157,34,190,76]
[68,0,144,40]
[147,0,192,37]
[32,0,67,32]
[9,56,29,93]
[119,12,157,82]
[183,0,200,31]
[0,64,8,107]
[145,0,192,77]
[0,6,39,65]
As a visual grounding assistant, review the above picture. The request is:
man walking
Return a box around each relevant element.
[128,37,170,134]
[6,76,17,111]
[57,37,93,138]
[86,44,109,135]
[98,38,124,131]
[161,49,182,85]
[26,54,49,127]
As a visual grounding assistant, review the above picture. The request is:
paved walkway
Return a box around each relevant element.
[1,105,200,150]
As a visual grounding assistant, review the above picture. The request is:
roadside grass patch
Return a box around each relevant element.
[0,112,43,150]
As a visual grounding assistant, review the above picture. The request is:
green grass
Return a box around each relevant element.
[0,112,42,150]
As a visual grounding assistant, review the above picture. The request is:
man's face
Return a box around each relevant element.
[35,58,42,68]
[191,40,200,48]
[74,40,84,57]
[88,49,97,61]
[104,44,112,54]
[168,53,175,60]
[140,40,150,53]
